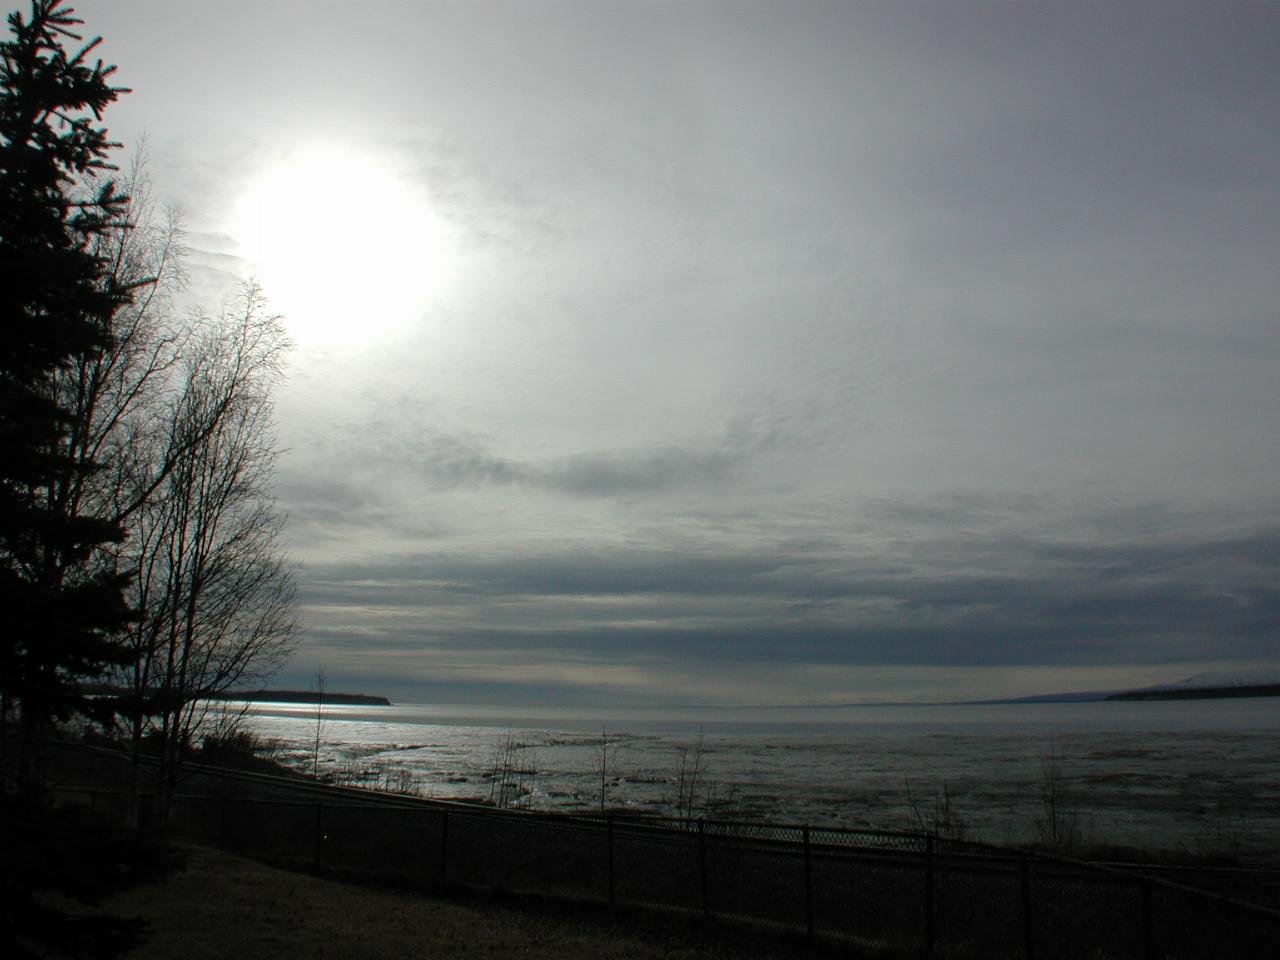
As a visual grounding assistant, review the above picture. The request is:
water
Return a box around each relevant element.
[238,698,1280,860]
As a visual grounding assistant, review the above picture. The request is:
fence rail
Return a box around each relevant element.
[49,743,1280,959]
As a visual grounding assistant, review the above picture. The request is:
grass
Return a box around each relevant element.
[90,845,841,960]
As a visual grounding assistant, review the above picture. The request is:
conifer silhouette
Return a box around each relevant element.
[0,0,136,795]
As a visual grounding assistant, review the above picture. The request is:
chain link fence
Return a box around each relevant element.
[51,743,1280,959]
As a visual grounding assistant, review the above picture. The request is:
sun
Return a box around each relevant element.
[232,144,444,349]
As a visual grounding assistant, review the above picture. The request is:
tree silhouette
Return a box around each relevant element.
[29,151,299,824]
[0,0,137,796]
[0,0,298,821]
[118,284,297,823]
[1,9,178,958]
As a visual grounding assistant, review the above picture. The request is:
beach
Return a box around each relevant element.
[239,697,1280,861]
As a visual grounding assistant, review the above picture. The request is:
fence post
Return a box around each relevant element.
[925,835,936,959]
[1140,881,1156,960]
[439,808,449,885]
[803,824,814,941]
[698,819,710,920]
[1020,853,1036,960]
[313,803,324,866]
[607,815,616,907]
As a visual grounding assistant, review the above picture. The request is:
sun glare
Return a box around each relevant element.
[233,145,444,349]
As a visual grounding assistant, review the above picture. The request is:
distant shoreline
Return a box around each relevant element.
[1104,684,1280,702]
[208,684,1276,710]
[79,684,394,707]
[216,690,393,707]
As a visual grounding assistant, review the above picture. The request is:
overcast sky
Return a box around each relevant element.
[76,1,1279,705]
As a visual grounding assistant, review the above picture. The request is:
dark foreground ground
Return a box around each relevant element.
[87,845,838,960]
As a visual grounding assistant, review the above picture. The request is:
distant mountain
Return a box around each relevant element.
[1107,684,1280,702]
[971,667,1280,705]
[1139,668,1280,691]
[1104,667,1280,702]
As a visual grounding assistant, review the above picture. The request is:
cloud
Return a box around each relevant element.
[83,1,1280,703]
[288,495,1280,701]
[284,416,758,505]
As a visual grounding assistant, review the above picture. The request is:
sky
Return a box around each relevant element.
[71,1,1279,705]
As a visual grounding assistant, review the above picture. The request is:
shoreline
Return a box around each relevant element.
[217,690,393,706]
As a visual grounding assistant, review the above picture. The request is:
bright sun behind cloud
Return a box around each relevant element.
[232,144,445,349]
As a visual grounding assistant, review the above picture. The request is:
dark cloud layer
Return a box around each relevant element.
[292,501,1280,700]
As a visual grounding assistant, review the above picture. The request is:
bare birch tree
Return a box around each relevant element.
[31,153,187,816]
[667,728,708,821]
[42,153,295,822]
[121,286,296,819]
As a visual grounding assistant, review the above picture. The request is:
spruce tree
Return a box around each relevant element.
[0,10,181,957]
[0,0,135,795]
